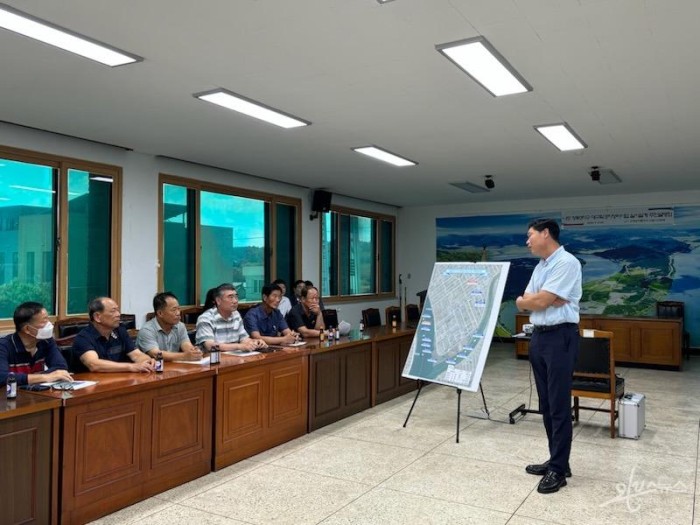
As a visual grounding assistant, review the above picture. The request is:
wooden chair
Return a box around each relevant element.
[119,313,136,330]
[322,309,338,328]
[571,329,625,438]
[385,306,401,326]
[656,300,690,360]
[361,308,381,328]
[405,303,420,323]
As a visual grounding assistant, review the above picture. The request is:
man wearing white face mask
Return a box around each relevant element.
[0,301,73,386]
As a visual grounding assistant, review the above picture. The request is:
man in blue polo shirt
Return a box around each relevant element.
[516,218,582,494]
[0,301,72,386]
[73,297,155,373]
[244,283,299,345]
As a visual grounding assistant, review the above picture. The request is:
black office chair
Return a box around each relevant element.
[405,304,420,323]
[656,300,690,360]
[385,306,401,326]
[362,308,382,328]
[322,309,338,328]
[571,330,625,438]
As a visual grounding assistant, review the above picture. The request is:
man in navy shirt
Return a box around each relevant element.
[244,283,299,345]
[0,301,72,386]
[73,297,155,373]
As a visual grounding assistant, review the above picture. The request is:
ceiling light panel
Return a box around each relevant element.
[352,146,416,167]
[534,123,587,152]
[0,3,141,67]
[436,36,532,97]
[195,89,310,129]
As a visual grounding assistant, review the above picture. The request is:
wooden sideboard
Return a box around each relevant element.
[515,313,683,369]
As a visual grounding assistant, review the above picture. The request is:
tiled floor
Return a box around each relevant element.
[89,343,700,525]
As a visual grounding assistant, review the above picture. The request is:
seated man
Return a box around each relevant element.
[290,279,305,307]
[273,278,293,317]
[137,292,203,361]
[286,286,325,338]
[244,283,299,345]
[0,301,73,386]
[73,297,155,373]
[196,283,267,352]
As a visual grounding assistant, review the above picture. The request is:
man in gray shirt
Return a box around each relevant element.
[137,292,203,361]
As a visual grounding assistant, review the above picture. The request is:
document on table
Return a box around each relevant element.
[40,380,97,390]
[224,350,261,357]
[285,341,307,347]
[173,356,211,365]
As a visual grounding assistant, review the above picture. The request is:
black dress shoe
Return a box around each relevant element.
[537,471,567,494]
[525,460,571,477]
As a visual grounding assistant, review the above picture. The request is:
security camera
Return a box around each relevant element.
[484,175,495,189]
[589,166,601,182]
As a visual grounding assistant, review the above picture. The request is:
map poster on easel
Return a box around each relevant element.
[402,262,510,392]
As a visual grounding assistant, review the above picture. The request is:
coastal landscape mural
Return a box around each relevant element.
[436,206,700,345]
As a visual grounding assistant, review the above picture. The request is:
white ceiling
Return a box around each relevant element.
[2,0,699,207]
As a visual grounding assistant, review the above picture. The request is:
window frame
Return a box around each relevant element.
[158,173,302,306]
[0,145,122,329]
[320,205,396,303]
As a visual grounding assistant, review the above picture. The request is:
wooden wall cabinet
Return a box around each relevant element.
[515,313,682,369]
[215,355,308,469]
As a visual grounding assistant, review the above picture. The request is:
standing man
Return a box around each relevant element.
[195,283,267,352]
[0,301,73,385]
[244,284,299,345]
[273,279,293,317]
[73,297,156,373]
[516,218,582,494]
[286,286,325,338]
[137,292,203,361]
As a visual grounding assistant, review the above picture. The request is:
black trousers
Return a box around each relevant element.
[529,323,579,475]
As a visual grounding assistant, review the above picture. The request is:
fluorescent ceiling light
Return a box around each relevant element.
[10,185,55,194]
[436,36,532,97]
[89,176,113,183]
[534,123,587,152]
[352,146,417,167]
[0,3,141,67]
[195,89,310,129]
[450,182,490,194]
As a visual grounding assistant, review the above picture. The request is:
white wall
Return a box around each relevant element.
[397,190,700,304]
[0,122,399,327]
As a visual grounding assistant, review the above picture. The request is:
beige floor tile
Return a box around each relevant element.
[516,476,694,525]
[332,407,456,451]
[132,504,248,524]
[272,435,425,484]
[432,422,549,468]
[569,440,695,491]
[321,487,511,525]
[182,463,370,525]
[247,432,330,464]
[506,516,565,525]
[87,498,174,524]
[382,453,537,513]
[155,459,264,502]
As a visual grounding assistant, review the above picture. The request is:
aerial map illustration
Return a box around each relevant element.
[402,262,509,391]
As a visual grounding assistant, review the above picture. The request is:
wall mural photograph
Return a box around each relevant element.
[436,206,700,345]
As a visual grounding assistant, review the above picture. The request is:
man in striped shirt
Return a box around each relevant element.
[0,301,72,386]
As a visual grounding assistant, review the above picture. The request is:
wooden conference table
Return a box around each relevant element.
[28,324,417,524]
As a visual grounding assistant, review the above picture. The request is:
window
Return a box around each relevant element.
[0,146,121,325]
[321,207,395,299]
[159,174,300,305]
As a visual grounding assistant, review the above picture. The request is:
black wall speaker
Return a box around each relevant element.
[311,190,332,213]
